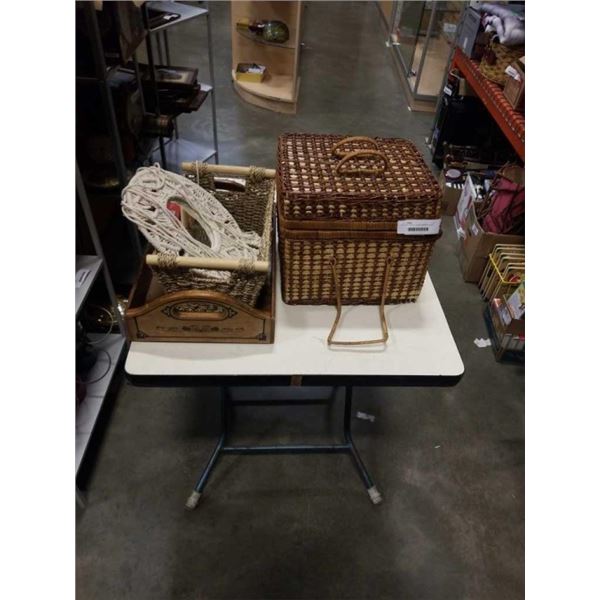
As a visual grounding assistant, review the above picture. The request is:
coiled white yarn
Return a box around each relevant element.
[121,164,261,281]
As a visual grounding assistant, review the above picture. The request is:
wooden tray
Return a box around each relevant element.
[125,235,276,344]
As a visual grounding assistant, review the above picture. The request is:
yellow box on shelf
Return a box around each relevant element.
[235,62,266,83]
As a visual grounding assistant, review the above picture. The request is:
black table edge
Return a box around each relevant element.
[124,372,464,388]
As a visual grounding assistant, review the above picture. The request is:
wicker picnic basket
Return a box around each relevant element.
[277,134,442,345]
[151,164,274,308]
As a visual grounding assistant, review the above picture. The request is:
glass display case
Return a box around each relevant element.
[388,1,467,108]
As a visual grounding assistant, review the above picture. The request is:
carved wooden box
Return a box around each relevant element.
[125,262,276,344]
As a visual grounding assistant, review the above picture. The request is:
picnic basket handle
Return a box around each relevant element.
[327,257,392,346]
[335,150,389,176]
[331,136,380,158]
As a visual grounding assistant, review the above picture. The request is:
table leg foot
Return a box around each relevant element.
[185,490,202,511]
[367,485,383,505]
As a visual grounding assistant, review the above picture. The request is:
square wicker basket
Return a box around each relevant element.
[124,164,277,344]
[277,134,442,307]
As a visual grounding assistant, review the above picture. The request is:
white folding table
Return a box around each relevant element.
[126,274,464,508]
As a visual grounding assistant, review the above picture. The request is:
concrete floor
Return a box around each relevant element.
[76,3,524,599]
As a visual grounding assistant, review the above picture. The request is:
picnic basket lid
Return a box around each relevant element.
[277,134,441,203]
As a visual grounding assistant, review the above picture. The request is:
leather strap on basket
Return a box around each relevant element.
[327,256,393,346]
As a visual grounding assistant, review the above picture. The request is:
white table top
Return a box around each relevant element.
[125,274,464,382]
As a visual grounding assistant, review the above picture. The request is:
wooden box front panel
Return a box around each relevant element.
[126,266,275,344]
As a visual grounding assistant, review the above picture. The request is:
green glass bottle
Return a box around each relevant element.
[248,20,290,44]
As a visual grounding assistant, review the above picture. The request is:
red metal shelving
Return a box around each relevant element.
[451,48,525,161]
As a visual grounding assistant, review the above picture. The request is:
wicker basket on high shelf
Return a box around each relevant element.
[479,37,524,86]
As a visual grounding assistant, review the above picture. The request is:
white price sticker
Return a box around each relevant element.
[397,219,441,236]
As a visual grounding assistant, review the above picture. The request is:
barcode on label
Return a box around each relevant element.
[397,219,441,235]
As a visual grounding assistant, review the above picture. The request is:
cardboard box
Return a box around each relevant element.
[506,282,525,320]
[438,171,463,216]
[491,297,525,337]
[455,174,479,229]
[459,204,524,282]
[503,57,525,112]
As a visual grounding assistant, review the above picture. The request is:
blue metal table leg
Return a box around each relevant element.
[185,385,382,508]
[185,387,229,510]
[344,386,383,504]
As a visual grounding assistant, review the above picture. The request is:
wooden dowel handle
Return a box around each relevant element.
[146,255,270,273]
[181,163,276,178]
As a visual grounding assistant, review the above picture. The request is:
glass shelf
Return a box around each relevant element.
[235,25,296,50]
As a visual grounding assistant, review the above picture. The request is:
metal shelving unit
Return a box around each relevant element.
[76,334,126,472]
[76,165,127,498]
[447,48,525,161]
[78,0,219,181]
[77,1,144,259]
[75,1,220,496]
[153,137,217,165]
[426,11,525,163]
[148,0,208,31]
[146,0,219,168]
[76,255,103,316]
